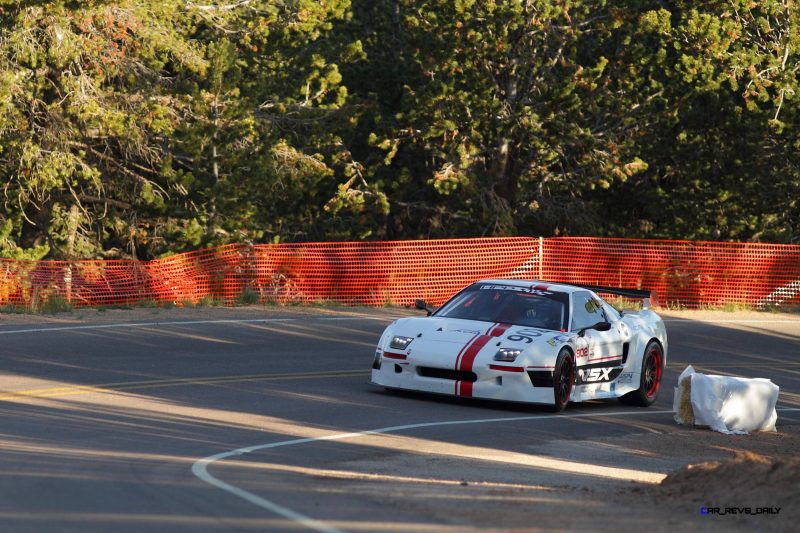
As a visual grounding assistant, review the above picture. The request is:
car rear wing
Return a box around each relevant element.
[575,284,656,309]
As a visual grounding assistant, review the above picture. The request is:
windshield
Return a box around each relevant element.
[435,284,569,331]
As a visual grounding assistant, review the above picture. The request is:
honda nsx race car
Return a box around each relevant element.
[371,280,667,411]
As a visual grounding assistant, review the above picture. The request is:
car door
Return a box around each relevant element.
[571,291,625,382]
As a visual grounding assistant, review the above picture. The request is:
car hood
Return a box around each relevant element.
[387,316,568,354]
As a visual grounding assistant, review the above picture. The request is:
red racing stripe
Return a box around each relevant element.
[454,332,480,372]
[453,332,480,395]
[586,355,623,363]
[458,323,513,397]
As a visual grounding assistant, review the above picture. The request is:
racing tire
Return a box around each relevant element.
[551,349,575,412]
[621,341,663,407]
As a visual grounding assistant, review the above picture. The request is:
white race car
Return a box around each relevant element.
[371,280,667,411]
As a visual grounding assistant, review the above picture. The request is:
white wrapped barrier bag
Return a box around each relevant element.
[673,366,779,434]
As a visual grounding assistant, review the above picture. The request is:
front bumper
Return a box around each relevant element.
[371,357,556,405]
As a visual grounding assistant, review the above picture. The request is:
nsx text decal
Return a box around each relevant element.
[578,367,612,383]
[576,366,624,385]
[454,322,512,397]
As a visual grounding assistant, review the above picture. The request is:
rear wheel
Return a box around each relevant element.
[552,349,574,412]
[621,341,663,406]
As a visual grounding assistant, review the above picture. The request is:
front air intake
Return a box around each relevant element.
[418,367,477,382]
[527,370,554,387]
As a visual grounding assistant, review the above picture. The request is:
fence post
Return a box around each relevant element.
[538,236,544,280]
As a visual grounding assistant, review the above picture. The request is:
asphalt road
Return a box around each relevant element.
[0,306,798,532]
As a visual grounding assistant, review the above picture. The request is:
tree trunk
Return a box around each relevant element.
[20,201,52,251]
[492,57,518,208]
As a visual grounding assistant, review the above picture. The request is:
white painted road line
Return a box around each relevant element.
[0,316,405,336]
[193,407,800,533]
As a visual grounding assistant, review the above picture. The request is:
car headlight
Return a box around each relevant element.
[494,348,522,362]
[389,335,414,350]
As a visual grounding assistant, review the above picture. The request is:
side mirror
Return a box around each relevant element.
[415,299,433,316]
[578,321,612,336]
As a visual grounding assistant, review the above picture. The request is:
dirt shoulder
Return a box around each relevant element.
[621,425,799,532]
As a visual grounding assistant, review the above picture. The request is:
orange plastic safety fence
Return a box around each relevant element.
[542,237,800,308]
[249,238,538,306]
[0,238,538,309]
[1,237,799,310]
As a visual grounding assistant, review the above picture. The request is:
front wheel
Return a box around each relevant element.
[552,349,575,412]
[621,341,663,407]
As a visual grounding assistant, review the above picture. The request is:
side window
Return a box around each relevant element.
[602,301,621,322]
[571,292,606,331]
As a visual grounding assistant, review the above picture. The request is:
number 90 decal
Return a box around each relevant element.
[506,328,545,344]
